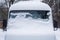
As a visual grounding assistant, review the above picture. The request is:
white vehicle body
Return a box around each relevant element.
[6,1,56,40]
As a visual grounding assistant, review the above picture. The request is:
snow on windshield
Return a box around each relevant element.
[8,10,50,29]
[9,10,49,20]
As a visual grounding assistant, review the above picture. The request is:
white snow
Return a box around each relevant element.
[10,1,51,11]
[14,0,43,3]
[0,29,5,40]
[6,28,55,40]
[55,29,60,40]
[6,1,55,40]
[7,12,53,29]
[30,0,43,1]
[6,12,55,40]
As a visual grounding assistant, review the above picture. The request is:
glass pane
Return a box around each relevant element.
[9,10,49,21]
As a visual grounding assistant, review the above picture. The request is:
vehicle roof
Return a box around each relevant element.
[9,1,51,11]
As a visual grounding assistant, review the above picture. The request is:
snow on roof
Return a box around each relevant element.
[30,0,43,1]
[10,1,51,11]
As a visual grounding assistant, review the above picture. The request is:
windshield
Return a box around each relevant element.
[9,10,49,21]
